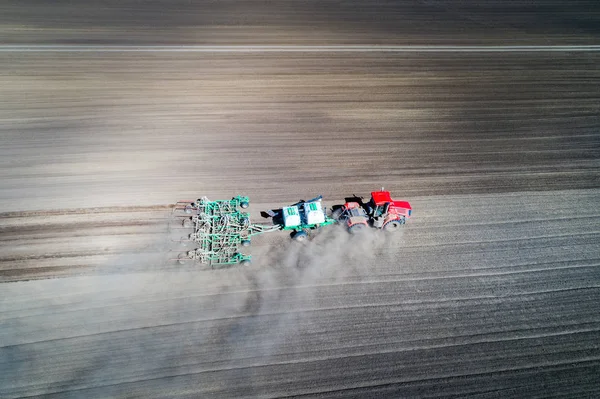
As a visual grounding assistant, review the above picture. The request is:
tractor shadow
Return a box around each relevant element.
[261,209,297,238]
[260,209,283,225]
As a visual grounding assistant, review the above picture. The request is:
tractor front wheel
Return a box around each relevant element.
[383,219,403,232]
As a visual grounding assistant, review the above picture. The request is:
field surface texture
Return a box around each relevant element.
[1,1,600,397]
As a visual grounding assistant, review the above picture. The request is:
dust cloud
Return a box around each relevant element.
[0,224,395,397]
[220,226,388,342]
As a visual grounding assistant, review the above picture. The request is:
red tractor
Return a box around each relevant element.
[332,189,412,233]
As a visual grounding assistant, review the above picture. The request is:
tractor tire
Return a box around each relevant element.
[383,219,403,232]
[240,201,249,209]
[240,259,251,266]
[331,208,343,220]
[182,218,193,228]
[292,230,308,241]
[241,239,251,247]
[348,223,367,234]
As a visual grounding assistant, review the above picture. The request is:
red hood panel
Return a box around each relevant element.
[392,200,412,210]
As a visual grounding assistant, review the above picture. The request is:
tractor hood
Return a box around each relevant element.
[392,200,412,217]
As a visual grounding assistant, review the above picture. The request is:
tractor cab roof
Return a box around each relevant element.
[371,191,412,211]
[370,190,392,205]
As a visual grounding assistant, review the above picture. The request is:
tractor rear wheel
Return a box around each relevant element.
[348,223,367,234]
[383,219,402,232]
[331,208,343,220]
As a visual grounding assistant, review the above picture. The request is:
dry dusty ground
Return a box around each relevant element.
[1,191,600,398]
[1,1,600,397]
[1,52,599,211]
[2,0,599,45]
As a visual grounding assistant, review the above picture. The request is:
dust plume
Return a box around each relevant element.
[0,223,394,397]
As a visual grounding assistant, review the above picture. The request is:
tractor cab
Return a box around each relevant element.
[368,190,412,218]
[369,190,392,217]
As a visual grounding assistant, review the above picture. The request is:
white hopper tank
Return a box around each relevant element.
[302,201,326,225]
[282,206,301,228]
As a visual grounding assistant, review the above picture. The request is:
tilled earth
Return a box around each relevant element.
[2,191,600,397]
[1,1,600,397]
